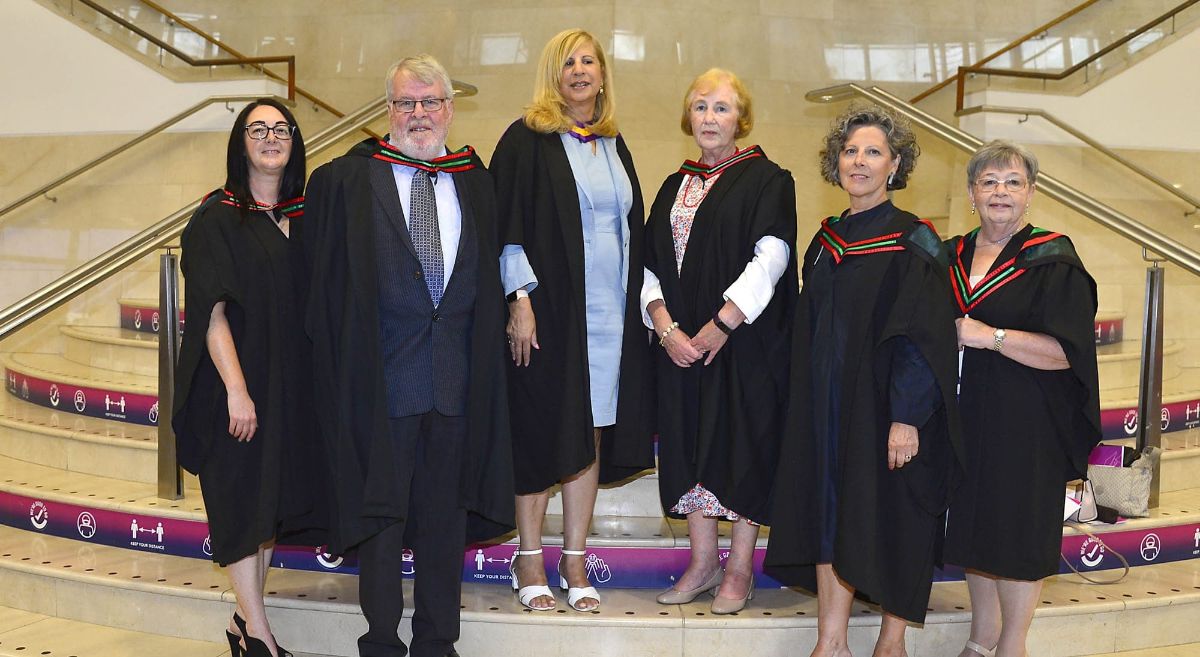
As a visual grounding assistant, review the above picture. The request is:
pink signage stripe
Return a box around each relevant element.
[119,303,185,335]
[1,488,1197,586]
[1100,398,1200,440]
[5,368,159,426]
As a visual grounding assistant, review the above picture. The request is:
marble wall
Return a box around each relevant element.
[4,0,1199,353]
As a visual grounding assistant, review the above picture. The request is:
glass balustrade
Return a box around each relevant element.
[959,0,1200,98]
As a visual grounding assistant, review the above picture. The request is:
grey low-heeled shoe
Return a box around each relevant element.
[710,575,755,615]
[655,567,724,604]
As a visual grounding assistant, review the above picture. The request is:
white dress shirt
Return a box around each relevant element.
[390,149,462,292]
[640,236,791,328]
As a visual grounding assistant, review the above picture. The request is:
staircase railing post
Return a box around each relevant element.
[157,249,183,500]
[1136,255,1165,509]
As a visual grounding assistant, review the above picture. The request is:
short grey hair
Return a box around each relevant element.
[385,54,454,102]
[966,139,1039,186]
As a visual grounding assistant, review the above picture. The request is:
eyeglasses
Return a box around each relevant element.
[388,98,449,113]
[974,177,1028,192]
[244,122,296,140]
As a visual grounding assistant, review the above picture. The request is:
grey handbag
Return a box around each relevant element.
[1088,446,1161,518]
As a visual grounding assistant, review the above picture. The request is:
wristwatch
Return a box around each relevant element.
[712,313,734,336]
[992,328,1006,352]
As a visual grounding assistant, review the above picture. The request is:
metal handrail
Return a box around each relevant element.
[808,83,1200,278]
[910,0,1103,104]
[0,95,388,341]
[0,94,279,222]
[953,0,1200,109]
[73,0,295,99]
[958,105,1200,215]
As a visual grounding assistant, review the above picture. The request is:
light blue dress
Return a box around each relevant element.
[562,134,628,426]
[499,134,632,427]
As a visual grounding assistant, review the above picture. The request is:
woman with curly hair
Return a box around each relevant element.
[765,104,962,657]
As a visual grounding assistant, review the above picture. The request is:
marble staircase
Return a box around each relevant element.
[0,297,1198,656]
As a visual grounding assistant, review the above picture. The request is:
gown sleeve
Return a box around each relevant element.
[490,122,536,250]
[888,337,941,427]
[1031,260,1101,478]
[172,199,243,473]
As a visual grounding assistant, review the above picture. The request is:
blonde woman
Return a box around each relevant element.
[491,28,653,612]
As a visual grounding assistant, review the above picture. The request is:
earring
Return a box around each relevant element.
[970,204,976,215]
[887,171,895,187]
[599,85,605,95]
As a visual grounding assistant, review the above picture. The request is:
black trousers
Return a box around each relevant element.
[358,412,467,657]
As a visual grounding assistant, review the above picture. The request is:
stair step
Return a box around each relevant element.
[117,297,185,335]
[0,392,159,484]
[2,446,1198,582]
[1096,339,1184,391]
[2,352,158,427]
[60,325,158,377]
[1,522,1198,657]
[1099,367,1200,439]
[0,605,226,657]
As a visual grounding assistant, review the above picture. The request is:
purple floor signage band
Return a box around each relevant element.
[1094,318,1123,346]
[1101,399,1200,440]
[119,303,185,335]
[5,368,159,426]
[2,489,1196,588]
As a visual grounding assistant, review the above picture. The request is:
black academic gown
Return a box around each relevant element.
[765,201,963,623]
[490,119,654,494]
[173,191,324,565]
[644,152,798,523]
[944,226,1100,580]
[299,143,514,553]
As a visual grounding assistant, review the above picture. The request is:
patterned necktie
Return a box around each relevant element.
[409,170,444,306]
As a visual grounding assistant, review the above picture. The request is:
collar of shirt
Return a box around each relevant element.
[387,148,463,286]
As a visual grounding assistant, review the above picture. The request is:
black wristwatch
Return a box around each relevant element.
[506,291,520,303]
[713,313,734,335]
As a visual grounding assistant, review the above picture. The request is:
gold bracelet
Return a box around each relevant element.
[659,321,680,346]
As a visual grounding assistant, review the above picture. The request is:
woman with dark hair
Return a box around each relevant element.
[491,28,653,612]
[766,104,962,657]
[173,97,318,657]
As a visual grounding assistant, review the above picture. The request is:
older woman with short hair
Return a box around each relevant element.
[491,27,653,613]
[643,68,797,615]
[945,140,1100,657]
[766,104,962,657]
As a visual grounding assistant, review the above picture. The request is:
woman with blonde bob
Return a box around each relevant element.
[643,68,797,615]
[491,28,653,612]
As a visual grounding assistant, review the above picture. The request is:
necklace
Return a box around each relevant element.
[977,225,1021,247]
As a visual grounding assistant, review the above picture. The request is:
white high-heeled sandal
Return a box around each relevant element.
[963,640,997,657]
[509,549,555,610]
[557,549,600,611]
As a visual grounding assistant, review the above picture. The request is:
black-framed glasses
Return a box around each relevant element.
[974,177,1028,192]
[388,98,449,113]
[245,122,296,140]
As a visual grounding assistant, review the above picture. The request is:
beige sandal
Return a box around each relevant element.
[963,640,997,657]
